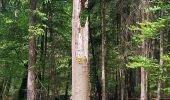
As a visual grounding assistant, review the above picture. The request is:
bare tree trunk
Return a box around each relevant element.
[36,27,45,100]
[120,69,125,100]
[101,0,106,99]
[141,40,150,100]
[156,10,164,100]
[141,66,148,100]
[157,29,164,100]
[72,0,89,100]
[27,0,37,100]
[140,0,149,99]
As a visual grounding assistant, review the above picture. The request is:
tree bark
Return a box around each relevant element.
[140,0,149,99]
[27,0,37,100]
[141,65,148,100]
[141,41,150,100]
[157,28,164,100]
[72,0,89,100]
[101,0,106,99]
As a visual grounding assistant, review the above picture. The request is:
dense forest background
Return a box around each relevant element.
[0,0,170,100]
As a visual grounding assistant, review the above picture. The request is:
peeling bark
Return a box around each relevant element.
[72,0,89,100]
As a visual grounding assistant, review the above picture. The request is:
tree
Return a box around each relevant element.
[140,0,149,100]
[27,0,37,99]
[157,19,164,100]
[101,0,106,100]
[157,31,163,100]
[72,0,89,99]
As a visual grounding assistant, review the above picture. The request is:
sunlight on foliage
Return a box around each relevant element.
[146,6,161,12]
[127,56,159,69]
[162,54,170,67]
[34,10,48,21]
[28,25,44,36]
[129,19,166,43]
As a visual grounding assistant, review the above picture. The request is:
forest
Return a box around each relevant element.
[0,0,170,100]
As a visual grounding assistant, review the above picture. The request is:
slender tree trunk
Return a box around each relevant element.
[90,28,102,100]
[157,29,164,100]
[141,41,149,100]
[141,40,152,100]
[141,66,148,100]
[157,10,164,100]
[36,25,45,100]
[101,0,106,99]
[37,28,46,100]
[140,0,149,99]
[27,0,37,100]
[120,69,125,100]
[72,0,89,99]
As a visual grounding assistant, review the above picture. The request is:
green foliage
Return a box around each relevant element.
[80,8,89,27]
[161,54,170,67]
[1,0,170,99]
[134,84,140,96]
[146,6,161,12]
[127,56,159,69]
[129,19,166,44]
[162,87,170,95]
[160,53,170,95]
[34,10,48,21]
[0,1,29,98]
[28,25,44,36]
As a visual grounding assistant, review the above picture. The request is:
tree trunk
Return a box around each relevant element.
[141,66,148,100]
[120,69,125,100]
[157,28,164,100]
[141,41,149,100]
[115,70,120,100]
[72,0,89,100]
[27,0,37,100]
[140,0,149,99]
[101,0,106,99]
